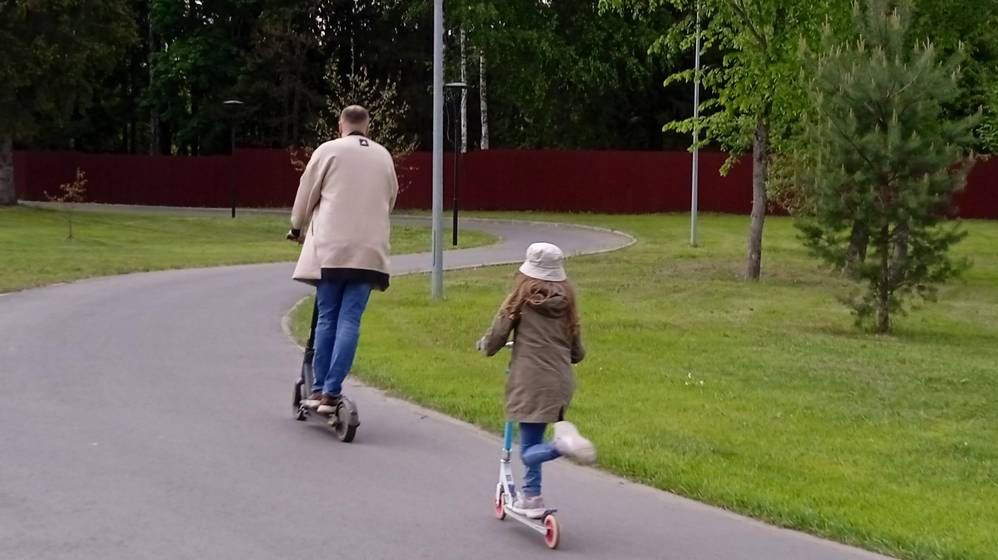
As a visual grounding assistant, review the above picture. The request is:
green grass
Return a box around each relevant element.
[292,212,998,560]
[0,206,494,293]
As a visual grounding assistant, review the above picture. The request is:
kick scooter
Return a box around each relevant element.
[494,421,561,549]
[491,343,561,549]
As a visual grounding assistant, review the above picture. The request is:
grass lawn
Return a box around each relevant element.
[0,206,494,293]
[292,212,998,560]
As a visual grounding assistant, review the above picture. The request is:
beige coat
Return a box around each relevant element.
[291,134,399,285]
[480,284,586,423]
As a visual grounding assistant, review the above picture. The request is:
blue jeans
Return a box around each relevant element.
[312,280,372,396]
[520,422,561,497]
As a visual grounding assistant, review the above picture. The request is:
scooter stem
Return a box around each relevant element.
[503,420,514,454]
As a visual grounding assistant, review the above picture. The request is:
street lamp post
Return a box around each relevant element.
[223,99,245,219]
[690,1,702,247]
[445,82,468,247]
[431,0,444,299]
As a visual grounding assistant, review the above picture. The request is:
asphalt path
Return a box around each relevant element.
[0,216,890,560]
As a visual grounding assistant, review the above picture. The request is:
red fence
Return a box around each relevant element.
[395,150,754,214]
[13,149,998,217]
[953,160,998,219]
[13,149,299,208]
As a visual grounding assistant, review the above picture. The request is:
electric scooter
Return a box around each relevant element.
[290,296,361,442]
[287,229,360,442]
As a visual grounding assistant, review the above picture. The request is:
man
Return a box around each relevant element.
[290,105,399,414]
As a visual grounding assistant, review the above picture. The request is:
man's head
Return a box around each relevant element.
[339,105,371,137]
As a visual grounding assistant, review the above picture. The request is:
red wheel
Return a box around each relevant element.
[543,514,560,549]
[494,486,507,520]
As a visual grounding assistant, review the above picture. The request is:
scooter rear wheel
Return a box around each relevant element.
[332,399,358,442]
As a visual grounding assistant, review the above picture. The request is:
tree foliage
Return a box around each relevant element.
[5,0,996,161]
[0,0,136,139]
[794,0,978,333]
[456,0,680,149]
[0,0,135,204]
[605,0,850,279]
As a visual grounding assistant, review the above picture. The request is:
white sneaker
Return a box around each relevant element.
[511,495,548,519]
[552,421,596,465]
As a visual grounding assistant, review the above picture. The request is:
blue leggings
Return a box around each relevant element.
[520,422,561,497]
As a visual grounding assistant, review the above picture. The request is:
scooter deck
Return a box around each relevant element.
[504,507,557,533]
[299,402,335,417]
[297,407,335,421]
[298,403,355,425]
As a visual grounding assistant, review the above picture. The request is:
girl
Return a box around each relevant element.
[477,242,596,519]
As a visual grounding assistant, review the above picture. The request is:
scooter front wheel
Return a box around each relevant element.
[293,381,306,421]
[494,484,506,520]
[543,514,560,549]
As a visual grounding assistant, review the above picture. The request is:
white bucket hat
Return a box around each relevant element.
[519,242,567,282]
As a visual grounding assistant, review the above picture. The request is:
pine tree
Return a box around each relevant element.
[795,0,978,333]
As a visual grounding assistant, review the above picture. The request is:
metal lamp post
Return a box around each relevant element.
[431,0,444,299]
[445,82,468,247]
[690,1,702,247]
[223,99,245,218]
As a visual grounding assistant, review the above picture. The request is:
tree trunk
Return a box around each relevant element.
[129,50,138,154]
[460,28,468,154]
[158,121,172,155]
[876,224,891,333]
[282,81,292,145]
[148,13,160,155]
[889,223,909,286]
[844,220,868,274]
[291,82,301,144]
[0,133,16,205]
[746,117,768,280]
[479,52,489,150]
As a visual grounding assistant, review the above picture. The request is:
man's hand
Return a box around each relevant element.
[286,229,305,244]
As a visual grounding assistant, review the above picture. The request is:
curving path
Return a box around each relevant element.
[0,217,889,560]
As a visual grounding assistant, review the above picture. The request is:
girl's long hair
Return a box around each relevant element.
[502,273,580,335]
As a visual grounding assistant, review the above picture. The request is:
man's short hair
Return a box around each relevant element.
[340,105,370,128]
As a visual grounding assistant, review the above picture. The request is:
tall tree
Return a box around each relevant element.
[457,0,680,150]
[235,1,326,147]
[771,0,997,273]
[0,0,136,205]
[146,0,262,155]
[318,0,432,148]
[909,0,998,153]
[479,51,489,149]
[795,0,977,333]
[606,0,850,279]
[35,0,154,155]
